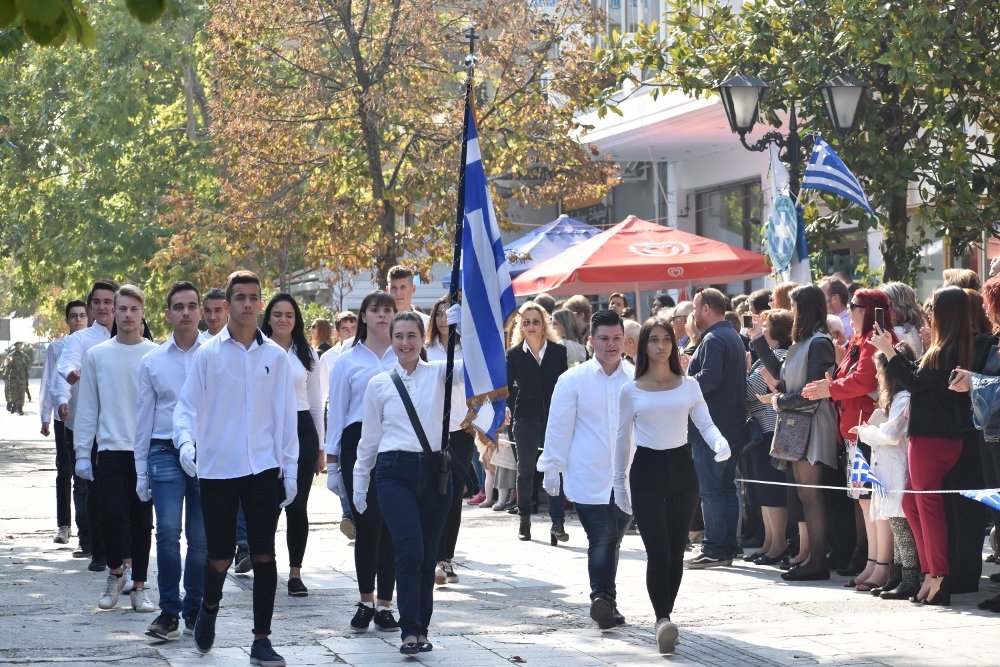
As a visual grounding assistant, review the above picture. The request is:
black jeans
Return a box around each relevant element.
[54,419,86,532]
[340,422,395,600]
[944,429,987,592]
[81,436,104,557]
[437,430,475,562]
[630,445,700,621]
[513,416,564,522]
[200,468,281,637]
[282,411,319,568]
[98,450,153,579]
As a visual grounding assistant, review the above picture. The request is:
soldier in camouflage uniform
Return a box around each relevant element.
[4,342,31,415]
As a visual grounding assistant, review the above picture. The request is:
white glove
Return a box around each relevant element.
[353,490,368,515]
[542,471,561,497]
[279,477,297,509]
[613,485,632,515]
[326,463,343,496]
[178,442,198,477]
[75,458,94,481]
[135,473,152,502]
[446,303,461,326]
[713,442,732,463]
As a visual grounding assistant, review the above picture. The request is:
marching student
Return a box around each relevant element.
[537,309,634,629]
[55,278,119,571]
[387,265,430,328]
[133,281,208,639]
[72,285,158,613]
[325,291,399,631]
[39,299,87,546]
[200,288,228,338]
[174,270,299,667]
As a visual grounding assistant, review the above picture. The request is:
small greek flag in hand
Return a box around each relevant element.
[850,446,887,497]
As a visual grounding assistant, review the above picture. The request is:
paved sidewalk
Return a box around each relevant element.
[1,379,997,666]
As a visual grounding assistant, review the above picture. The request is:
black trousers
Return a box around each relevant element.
[282,411,319,568]
[340,422,395,600]
[944,430,987,592]
[981,436,1000,539]
[630,445,700,621]
[436,430,475,562]
[98,451,153,580]
[84,438,105,558]
[54,419,87,533]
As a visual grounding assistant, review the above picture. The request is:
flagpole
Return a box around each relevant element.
[441,27,480,453]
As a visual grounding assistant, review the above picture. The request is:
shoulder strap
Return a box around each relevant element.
[389,369,433,455]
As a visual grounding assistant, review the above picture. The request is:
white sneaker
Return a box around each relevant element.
[655,618,678,654]
[121,566,134,594]
[130,587,156,612]
[53,526,70,544]
[98,573,125,610]
[434,562,447,586]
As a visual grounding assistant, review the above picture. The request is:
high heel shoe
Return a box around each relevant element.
[550,523,568,546]
[856,561,892,592]
[923,576,951,606]
[518,516,531,541]
[753,550,788,566]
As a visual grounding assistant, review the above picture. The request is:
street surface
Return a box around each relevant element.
[1,378,997,666]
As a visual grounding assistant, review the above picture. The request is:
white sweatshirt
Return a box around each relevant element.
[73,337,158,459]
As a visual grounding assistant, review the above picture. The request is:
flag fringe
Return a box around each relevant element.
[459,386,510,447]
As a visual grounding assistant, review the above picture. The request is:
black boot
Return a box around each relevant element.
[550,522,568,546]
[518,516,531,541]
[880,567,920,600]
[871,562,901,596]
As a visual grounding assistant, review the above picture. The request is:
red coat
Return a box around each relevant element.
[828,333,879,442]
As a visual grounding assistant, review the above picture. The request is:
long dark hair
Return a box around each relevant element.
[876,342,916,411]
[921,286,972,371]
[790,285,828,342]
[353,290,396,347]
[262,293,313,371]
[634,315,682,379]
[426,295,456,347]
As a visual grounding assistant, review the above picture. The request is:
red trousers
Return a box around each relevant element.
[903,436,961,576]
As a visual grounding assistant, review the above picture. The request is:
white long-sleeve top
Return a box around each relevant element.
[316,345,340,408]
[55,321,111,429]
[854,391,910,519]
[324,342,396,456]
[132,334,203,477]
[174,327,299,480]
[613,377,728,504]
[353,360,463,499]
[425,340,466,432]
[72,338,158,459]
[39,338,64,424]
[288,345,324,442]
[537,358,634,505]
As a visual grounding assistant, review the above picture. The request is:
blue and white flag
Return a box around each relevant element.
[850,446,887,497]
[802,136,875,217]
[960,489,1000,512]
[459,100,516,444]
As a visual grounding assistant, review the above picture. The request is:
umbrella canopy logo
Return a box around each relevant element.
[666,266,685,278]
[628,241,691,257]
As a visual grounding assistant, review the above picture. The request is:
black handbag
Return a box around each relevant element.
[390,370,451,495]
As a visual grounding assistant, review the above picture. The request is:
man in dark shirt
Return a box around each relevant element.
[685,288,747,568]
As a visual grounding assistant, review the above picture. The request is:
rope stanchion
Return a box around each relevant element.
[736,478,1000,495]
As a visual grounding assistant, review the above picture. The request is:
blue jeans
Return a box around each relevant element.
[690,433,743,559]
[575,495,631,601]
[376,451,452,641]
[148,441,207,618]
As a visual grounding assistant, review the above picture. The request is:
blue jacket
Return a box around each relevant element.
[687,320,748,445]
[970,373,1000,443]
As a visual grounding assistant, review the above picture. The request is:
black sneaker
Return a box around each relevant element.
[373,607,399,631]
[73,545,92,558]
[287,577,308,597]
[590,597,615,629]
[194,605,218,654]
[182,611,197,635]
[233,547,252,575]
[88,556,107,572]
[145,613,180,640]
[249,637,286,667]
[350,602,376,631]
[684,552,732,569]
[613,608,626,626]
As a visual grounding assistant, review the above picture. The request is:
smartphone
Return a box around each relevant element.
[874,307,885,331]
[948,368,960,385]
[742,314,753,330]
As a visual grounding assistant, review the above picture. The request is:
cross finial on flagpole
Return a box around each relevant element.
[463,26,479,79]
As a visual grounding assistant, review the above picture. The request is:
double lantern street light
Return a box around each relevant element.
[716,73,868,197]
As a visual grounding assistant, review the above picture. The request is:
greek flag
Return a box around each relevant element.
[850,446,887,497]
[960,489,1000,511]
[802,137,875,217]
[459,99,516,443]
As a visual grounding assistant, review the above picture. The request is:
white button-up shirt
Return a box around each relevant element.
[55,321,111,429]
[174,327,299,480]
[39,338,64,424]
[288,345,324,442]
[537,358,634,505]
[133,334,202,476]
[316,345,340,408]
[425,340,466,431]
[324,342,396,456]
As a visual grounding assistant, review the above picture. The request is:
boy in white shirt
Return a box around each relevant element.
[73,284,158,612]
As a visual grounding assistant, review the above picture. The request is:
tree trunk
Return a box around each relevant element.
[881,192,909,282]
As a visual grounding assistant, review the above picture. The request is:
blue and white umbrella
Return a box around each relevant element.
[504,214,599,277]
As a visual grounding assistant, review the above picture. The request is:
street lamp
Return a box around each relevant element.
[717,73,866,194]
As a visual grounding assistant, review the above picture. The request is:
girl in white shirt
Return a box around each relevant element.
[354,310,461,655]
[613,316,730,655]
[261,294,324,598]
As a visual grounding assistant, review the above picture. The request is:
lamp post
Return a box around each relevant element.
[717,73,867,197]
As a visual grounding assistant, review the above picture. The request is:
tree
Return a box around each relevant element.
[204,0,617,287]
[593,0,1000,283]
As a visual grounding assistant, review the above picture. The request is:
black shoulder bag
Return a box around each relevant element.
[389,369,451,495]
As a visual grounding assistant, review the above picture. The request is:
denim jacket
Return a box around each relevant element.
[970,373,1000,442]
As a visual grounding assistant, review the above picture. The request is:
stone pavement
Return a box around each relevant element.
[1,378,997,666]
